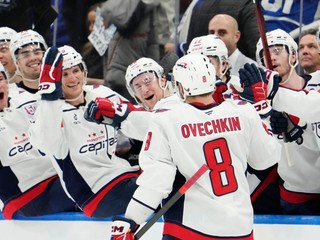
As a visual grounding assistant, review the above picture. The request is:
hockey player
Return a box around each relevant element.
[251,28,320,215]
[0,62,9,112]
[10,29,47,94]
[109,54,281,240]
[187,34,241,101]
[29,46,140,218]
[0,27,22,84]
[85,57,180,142]
[0,63,77,220]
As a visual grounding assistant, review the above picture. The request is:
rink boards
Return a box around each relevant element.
[1,213,320,240]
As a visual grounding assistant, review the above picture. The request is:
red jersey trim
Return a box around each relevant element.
[280,185,320,204]
[2,175,58,220]
[83,171,140,217]
[163,222,254,240]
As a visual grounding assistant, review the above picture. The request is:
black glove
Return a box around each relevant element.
[270,111,306,142]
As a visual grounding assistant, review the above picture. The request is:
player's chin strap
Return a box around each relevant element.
[279,60,298,86]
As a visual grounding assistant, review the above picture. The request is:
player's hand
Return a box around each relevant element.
[270,111,306,142]
[212,80,227,104]
[38,47,63,101]
[270,111,288,134]
[110,216,139,240]
[84,98,130,128]
[239,63,267,103]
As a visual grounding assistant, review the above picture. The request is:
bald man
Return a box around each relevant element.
[186,0,260,60]
[208,14,257,76]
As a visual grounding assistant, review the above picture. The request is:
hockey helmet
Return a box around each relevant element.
[188,35,228,64]
[58,45,87,72]
[10,29,48,62]
[125,57,164,97]
[256,28,298,67]
[0,27,17,42]
[173,54,216,100]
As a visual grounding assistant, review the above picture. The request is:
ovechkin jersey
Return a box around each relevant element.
[29,85,140,214]
[125,99,281,239]
[0,91,58,218]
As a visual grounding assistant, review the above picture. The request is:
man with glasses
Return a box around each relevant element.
[9,29,47,95]
[0,27,22,84]
[240,28,320,215]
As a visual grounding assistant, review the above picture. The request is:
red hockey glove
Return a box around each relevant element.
[110,216,139,240]
[239,63,268,103]
[38,47,63,101]
[84,97,130,128]
[212,80,227,104]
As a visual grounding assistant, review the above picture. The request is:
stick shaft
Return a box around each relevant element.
[254,0,273,70]
[134,164,209,239]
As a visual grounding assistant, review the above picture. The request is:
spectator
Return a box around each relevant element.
[208,14,257,76]
[156,0,175,59]
[29,46,140,218]
[109,54,280,240]
[298,28,320,75]
[186,0,261,60]
[101,0,163,102]
[81,2,105,80]
[0,27,22,84]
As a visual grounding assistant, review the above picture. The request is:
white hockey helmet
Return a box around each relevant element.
[173,54,216,100]
[10,29,48,62]
[0,62,9,80]
[256,28,298,67]
[0,27,17,42]
[125,57,164,97]
[187,35,228,64]
[58,45,87,72]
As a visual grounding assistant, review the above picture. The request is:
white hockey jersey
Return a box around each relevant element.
[29,85,140,214]
[0,91,58,219]
[126,100,281,239]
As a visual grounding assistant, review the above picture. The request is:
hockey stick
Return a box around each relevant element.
[253,0,272,70]
[134,164,209,240]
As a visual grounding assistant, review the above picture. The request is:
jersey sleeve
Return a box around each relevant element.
[28,99,68,159]
[121,110,152,141]
[246,104,281,170]
[125,116,176,224]
[272,87,320,123]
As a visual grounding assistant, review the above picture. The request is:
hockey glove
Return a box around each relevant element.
[110,216,139,240]
[239,63,267,103]
[282,112,306,143]
[212,80,227,104]
[270,111,306,142]
[85,97,130,128]
[38,47,63,101]
[238,64,272,118]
